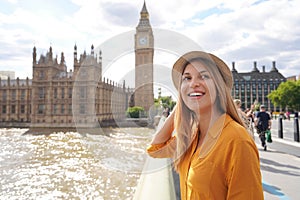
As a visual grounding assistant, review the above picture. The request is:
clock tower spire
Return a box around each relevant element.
[134,1,154,112]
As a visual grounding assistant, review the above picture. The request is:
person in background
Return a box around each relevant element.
[164,107,170,117]
[270,110,274,119]
[233,99,242,111]
[156,108,170,130]
[255,105,272,151]
[246,104,256,138]
[285,111,290,120]
[234,99,254,139]
[147,51,263,200]
[246,104,255,121]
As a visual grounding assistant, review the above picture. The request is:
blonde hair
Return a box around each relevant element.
[173,57,244,171]
[234,99,241,107]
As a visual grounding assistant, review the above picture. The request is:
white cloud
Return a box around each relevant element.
[0,0,299,81]
[3,0,18,4]
[177,0,300,76]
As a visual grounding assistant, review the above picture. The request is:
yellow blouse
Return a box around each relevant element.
[147,114,263,200]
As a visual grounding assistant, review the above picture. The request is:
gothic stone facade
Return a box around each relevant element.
[0,2,155,128]
[0,45,131,128]
[134,2,154,111]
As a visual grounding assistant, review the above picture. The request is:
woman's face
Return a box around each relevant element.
[180,60,217,114]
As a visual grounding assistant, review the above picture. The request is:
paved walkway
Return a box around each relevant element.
[255,129,300,200]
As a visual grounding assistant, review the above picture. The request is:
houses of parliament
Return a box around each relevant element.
[0,2,154,128]
[0,2,289,128]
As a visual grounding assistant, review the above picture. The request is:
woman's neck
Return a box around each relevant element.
[196,106,223,138]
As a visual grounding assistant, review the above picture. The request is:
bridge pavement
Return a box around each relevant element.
[255,118,300,200]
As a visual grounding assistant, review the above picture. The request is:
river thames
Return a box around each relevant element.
[0,127,154,199]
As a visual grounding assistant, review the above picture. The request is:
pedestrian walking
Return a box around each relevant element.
[255,105,272,151]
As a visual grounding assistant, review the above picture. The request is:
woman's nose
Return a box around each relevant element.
[190,78,201,88]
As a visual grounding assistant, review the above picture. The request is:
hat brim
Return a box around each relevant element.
[171,51,233,90]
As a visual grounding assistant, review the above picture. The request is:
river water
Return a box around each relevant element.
[0,127,154,200]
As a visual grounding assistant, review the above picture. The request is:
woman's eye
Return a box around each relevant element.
[200,74,210,80]
[182,76,191,81]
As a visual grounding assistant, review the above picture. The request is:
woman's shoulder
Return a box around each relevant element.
[223,115,252,141]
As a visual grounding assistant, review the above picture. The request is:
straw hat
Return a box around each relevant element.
[172,51,233,90]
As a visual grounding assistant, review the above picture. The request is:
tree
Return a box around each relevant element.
[160,96,176,110]
[155,88,176,111]
[268,80,300,111]
[155,95,176,111]
[126,106,144,118]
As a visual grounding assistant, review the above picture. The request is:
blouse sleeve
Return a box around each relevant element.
[226,140,264,199]
[146,136,176,158]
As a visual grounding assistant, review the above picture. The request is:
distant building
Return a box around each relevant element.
[0,2,155,128]
[0,71,15,79]
[286,76,297,81]
[231,61,286,112]
[0,45,130,128]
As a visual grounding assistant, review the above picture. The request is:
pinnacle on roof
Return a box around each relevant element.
[251,61,260,72]
[270,61,279,72]
[231,62,237,73]
[140,0,149,19]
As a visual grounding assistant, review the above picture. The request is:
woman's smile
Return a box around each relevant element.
[188,91,205,98]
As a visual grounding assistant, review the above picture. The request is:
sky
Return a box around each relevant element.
[0,0,299,97]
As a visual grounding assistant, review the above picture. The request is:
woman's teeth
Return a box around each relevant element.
[188,92,203,97]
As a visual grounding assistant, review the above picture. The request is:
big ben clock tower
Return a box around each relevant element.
[134,1,154,112]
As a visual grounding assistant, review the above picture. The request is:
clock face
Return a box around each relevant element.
[139,36,148,45]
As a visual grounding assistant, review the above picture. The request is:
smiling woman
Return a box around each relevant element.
[147,51,264,200]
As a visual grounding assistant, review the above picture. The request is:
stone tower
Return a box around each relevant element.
[134,1,154,112]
